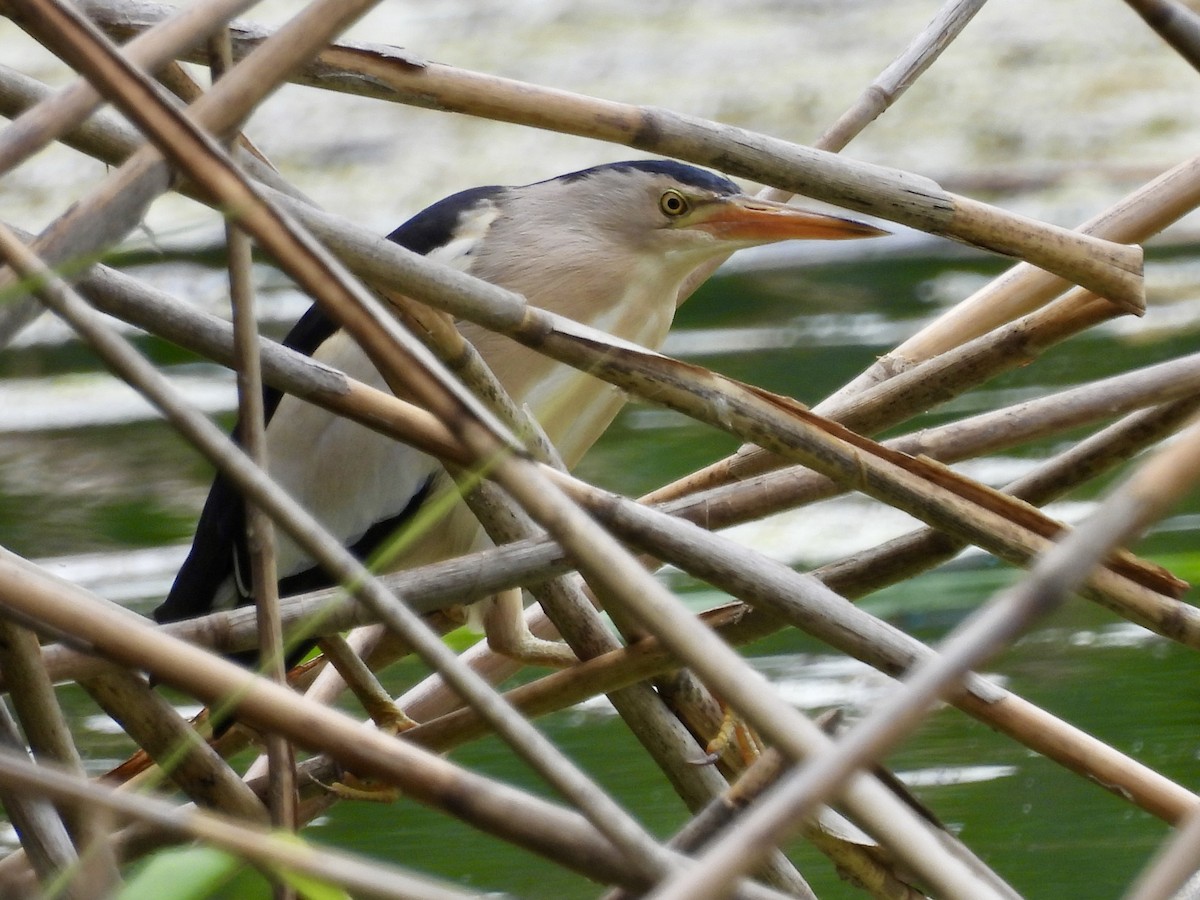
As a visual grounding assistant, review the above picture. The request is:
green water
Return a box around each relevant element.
[3,245,1200,898]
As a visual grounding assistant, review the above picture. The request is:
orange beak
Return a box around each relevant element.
[692,195,888,243]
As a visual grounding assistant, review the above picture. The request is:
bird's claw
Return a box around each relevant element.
[705,702,763,766]
[318,772,402,803]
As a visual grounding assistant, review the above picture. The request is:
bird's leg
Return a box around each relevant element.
[316,771,402,804]
[316,635,417,735]
[480,588,577,668]
[700,698,765,767]
[315,635,414,803]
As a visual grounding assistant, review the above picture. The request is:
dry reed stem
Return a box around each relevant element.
[807,397,1200,609]
[434,432,722,825]
[814,0,988,154]
[79,665,266,821]
[577,458,1192,830]
[155,55,274,170]
[1124,0,1200,74]
[0,619,116,885]
[1128,808,1200,900]
[0,622,84,794]
[0,705,78,886]
[384,291,541,455]
[23,539,570,689]
[208,24,297,832]
[604,749,827,900]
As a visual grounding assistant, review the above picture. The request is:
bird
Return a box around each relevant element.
[154,159,885,668]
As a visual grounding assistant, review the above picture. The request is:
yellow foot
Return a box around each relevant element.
[368,701,419,736]
[320,772,402,803]
[698,702,763,767]
[480,589,578,668]
[489,633,578,668]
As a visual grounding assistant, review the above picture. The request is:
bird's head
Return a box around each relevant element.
[396,160,888,319]
[526,160,887,266]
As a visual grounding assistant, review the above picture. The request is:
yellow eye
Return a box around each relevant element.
[659,189,690,218]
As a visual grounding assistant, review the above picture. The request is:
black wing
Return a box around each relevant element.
[155,184,505,626]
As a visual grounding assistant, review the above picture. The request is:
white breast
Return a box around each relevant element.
[266,226,690,579]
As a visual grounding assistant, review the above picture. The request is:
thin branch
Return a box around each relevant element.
[0,618,119,893]
[815,0,989,153]
[1124,0,1200,74]
[208,24,297,834]
[0,703,77,887]
[79,665,266,821]
[1127,806,1200,900]
[23,539,571,689]
[652,347,1200,534]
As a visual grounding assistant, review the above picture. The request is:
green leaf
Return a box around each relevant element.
[119,846,267,900]
[269,833,352,900]
[275,868,351,900]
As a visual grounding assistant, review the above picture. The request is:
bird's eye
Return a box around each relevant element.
[659,190,690,218]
